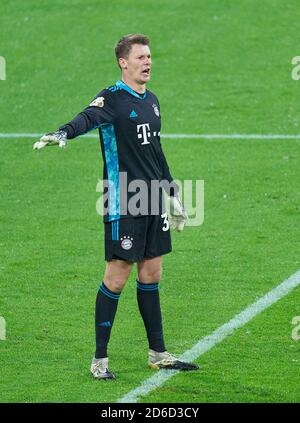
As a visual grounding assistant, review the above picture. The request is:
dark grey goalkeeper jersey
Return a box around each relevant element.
[60,79,176,222]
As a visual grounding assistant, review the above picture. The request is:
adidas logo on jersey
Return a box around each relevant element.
[130,110,138,118]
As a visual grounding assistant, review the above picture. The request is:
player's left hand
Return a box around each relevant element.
[166,194,188,232]
[33,130,68,150]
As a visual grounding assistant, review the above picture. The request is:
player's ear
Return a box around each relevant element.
[119,57,127,70]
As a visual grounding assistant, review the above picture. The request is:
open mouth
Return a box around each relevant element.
[142,68,150,76]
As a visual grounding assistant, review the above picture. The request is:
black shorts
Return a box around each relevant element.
[104,214,172,262]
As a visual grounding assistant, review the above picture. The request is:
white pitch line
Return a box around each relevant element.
[118,269,300,403]
[162,134,300,139]
[1,133,300,140]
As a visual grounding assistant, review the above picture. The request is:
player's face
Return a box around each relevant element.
[124,44,152,84]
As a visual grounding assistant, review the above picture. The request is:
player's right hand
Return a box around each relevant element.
[33,130,68,150]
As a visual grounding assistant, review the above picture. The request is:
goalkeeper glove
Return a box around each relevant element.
[33,130,68,150]
[166,193,188,232]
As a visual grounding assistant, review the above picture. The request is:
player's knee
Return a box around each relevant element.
[138,267,162,283]
[104,260,132,292]
[104,277,127,292]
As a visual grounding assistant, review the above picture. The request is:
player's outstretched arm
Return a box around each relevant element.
[33,91,115,151]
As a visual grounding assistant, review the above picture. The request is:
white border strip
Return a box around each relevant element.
[1,133,300,140]
[118,270,300,403]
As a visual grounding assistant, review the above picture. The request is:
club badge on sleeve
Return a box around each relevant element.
[90,96,105,108]
[152,104,160,117]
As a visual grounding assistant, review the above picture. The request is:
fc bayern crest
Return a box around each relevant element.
[152,104,160,117]
[120,236,133,250]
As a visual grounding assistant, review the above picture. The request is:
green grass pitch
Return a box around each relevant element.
[1,0,300,403]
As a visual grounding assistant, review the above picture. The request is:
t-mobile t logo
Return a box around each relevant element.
[137,123,151,145]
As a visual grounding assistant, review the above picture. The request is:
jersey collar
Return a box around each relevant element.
[115,80,147,99]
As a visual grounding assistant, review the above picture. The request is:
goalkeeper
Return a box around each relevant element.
[34,34,199,380]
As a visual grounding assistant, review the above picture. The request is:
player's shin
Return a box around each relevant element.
[95,282,121,359]
[136,280,166,352]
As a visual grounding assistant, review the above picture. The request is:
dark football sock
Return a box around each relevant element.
[136,279,166,352]
[95,282,121,359]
